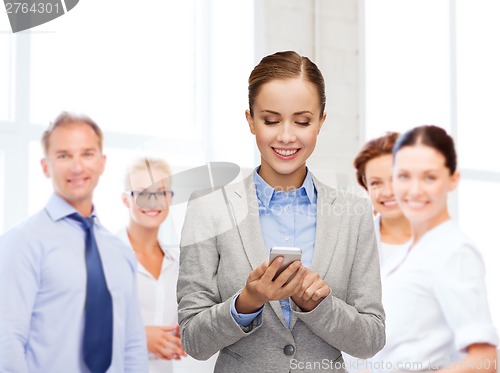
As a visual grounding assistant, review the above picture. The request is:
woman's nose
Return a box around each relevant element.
[380,182,394,197]
[408,179,422,196]
[276,122,296,144]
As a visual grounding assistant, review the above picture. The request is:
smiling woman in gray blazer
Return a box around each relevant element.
[177,51,385,373]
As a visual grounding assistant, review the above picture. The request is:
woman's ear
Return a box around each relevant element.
[245,110,256,135]
[122,193,131,208]
[449,170,461,192]
[318,112,327,135]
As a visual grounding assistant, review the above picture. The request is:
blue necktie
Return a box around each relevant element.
[69,213,113,373]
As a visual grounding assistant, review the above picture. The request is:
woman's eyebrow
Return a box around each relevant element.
[260,110,281,115]
[259,110,314,115]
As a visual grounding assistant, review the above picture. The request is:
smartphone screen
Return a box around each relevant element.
[269,246,302,283]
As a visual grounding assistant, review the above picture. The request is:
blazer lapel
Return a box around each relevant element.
[290,177,341,330]
[226,176,268,270]
[226,174,289,329]
[310,178,342,278]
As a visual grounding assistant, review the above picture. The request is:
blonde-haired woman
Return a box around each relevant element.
[117,157,186,373]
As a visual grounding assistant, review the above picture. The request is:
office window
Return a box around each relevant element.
[2,1,255,246]
[29,1,196,138]
[364,0,500,328]
[0,151,4,233]
[28,141,52,216]
[364,0,450,139]
[455,0,500,172]
[0,35,14,121]
[458,179,500,321]
[209,0,255,167]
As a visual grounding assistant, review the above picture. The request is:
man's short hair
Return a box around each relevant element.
[41,112,104,155]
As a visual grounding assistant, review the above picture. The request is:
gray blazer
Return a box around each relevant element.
[177,174,385,373]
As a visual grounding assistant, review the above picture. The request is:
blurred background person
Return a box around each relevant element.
[353,132,411,269]
[0,113,147,372]
[372,125,498,373]
[345,132,412,373]
[117,157,186,373]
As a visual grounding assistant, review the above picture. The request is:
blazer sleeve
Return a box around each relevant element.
[290,197,386,359]
[177,190,263,361]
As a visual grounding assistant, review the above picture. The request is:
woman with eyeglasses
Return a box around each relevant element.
[117,157,186,373]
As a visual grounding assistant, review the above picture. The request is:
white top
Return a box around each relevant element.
[343,215,410,373]
[116,228,179,373]
[373,214,411,274]
[371,220,498,372]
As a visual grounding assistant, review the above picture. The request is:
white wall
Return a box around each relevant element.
[255,2,500,371]
[255,0,363,191]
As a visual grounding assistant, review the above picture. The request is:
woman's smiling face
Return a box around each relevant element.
[392,144,459,227]
[246,77,326,190]
[365,154,406,220]
[123,167,171,229]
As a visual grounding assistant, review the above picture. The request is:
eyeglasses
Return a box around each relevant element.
[125,189,174,209]
[127,190,174,199]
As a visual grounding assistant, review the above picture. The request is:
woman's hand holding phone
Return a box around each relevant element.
[235,257,306,314]
[291,268,331,312]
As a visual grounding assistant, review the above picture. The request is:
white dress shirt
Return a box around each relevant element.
[117,227,179,373]
[371,220,498,372]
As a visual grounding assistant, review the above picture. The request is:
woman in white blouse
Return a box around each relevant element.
[118,157,186,373]
[353,132,412,270]
[345,132,413,373]
[373,125,498,373]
